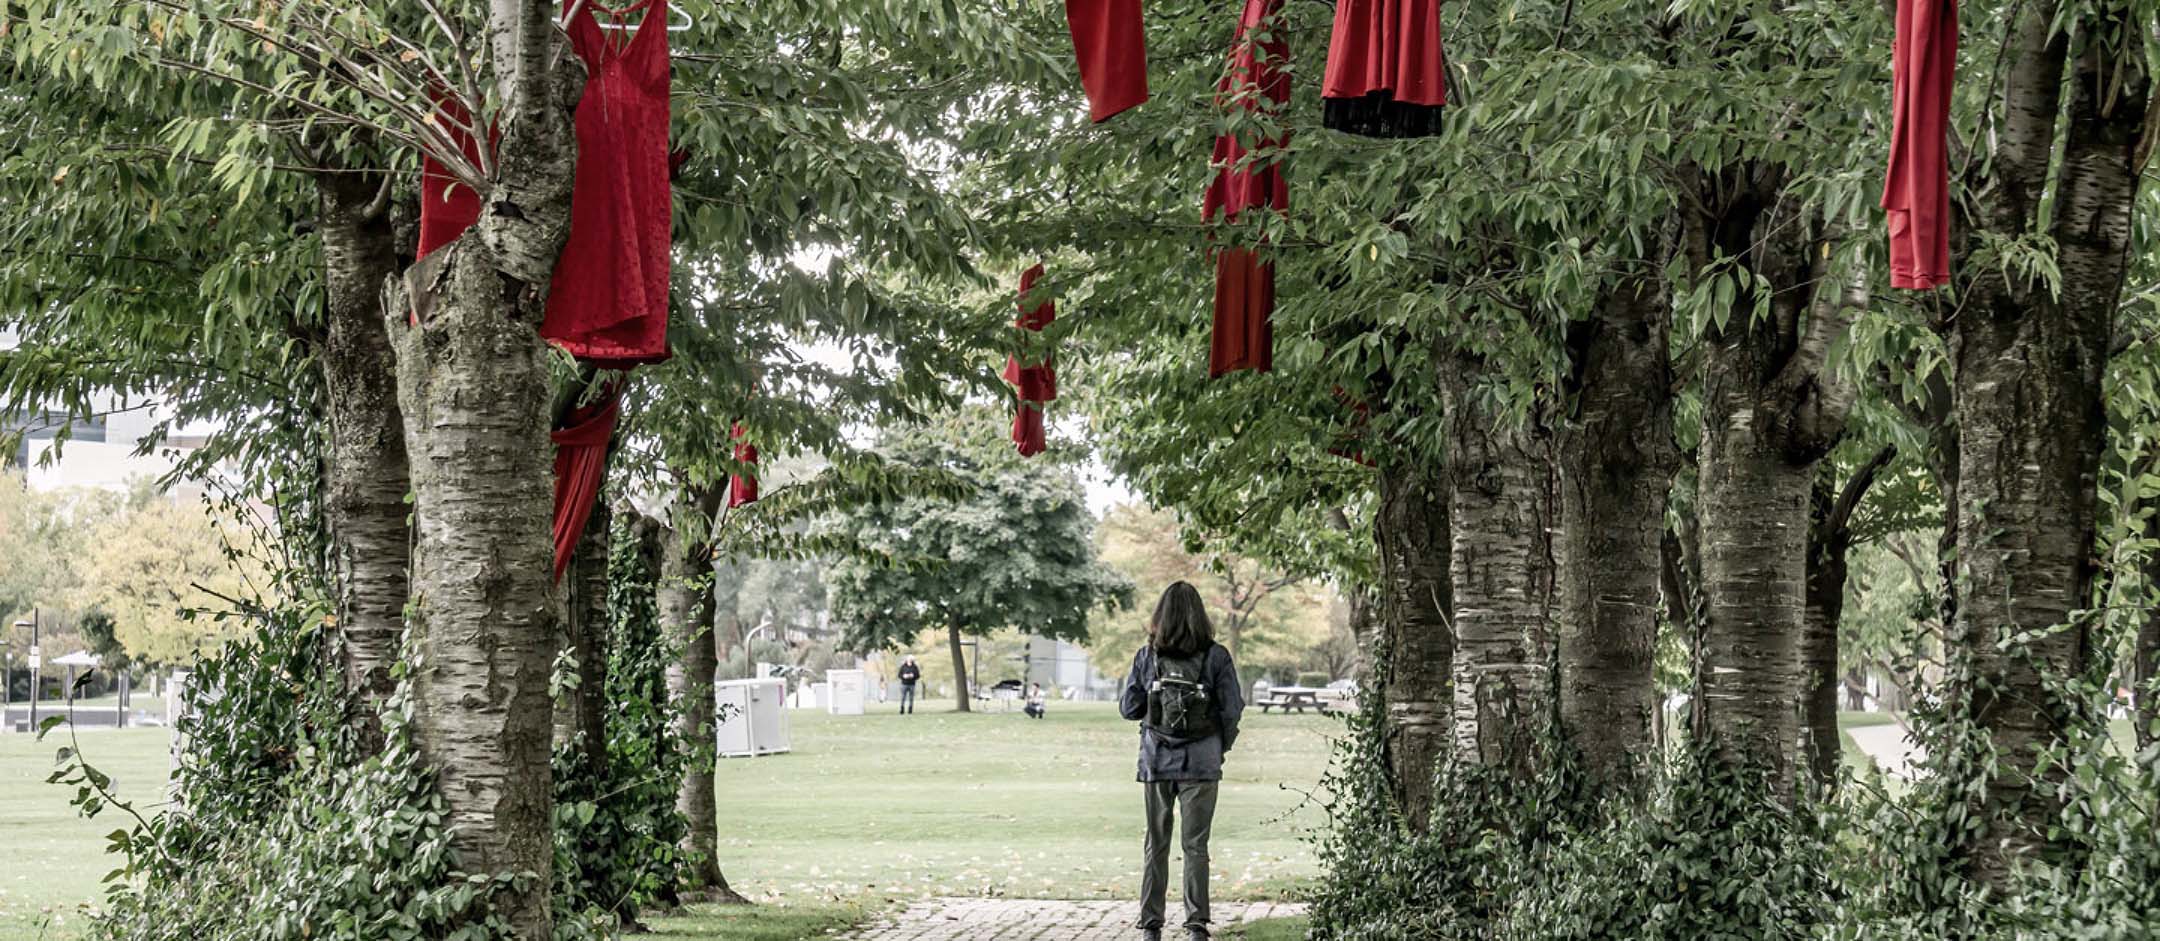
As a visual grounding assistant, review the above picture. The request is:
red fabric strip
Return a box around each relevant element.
[1005,265,1058,456]
[1210,247,1275,376]
[1203,0,1289,378]
[549,385,623,583]
[1066,0,1149,122]
[729,422,760,508]
[1882,0,1956,290]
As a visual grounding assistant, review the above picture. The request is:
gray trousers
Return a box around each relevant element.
[1138,779,1218,930]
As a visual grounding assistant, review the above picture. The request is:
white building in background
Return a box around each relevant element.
[4,391,217,497]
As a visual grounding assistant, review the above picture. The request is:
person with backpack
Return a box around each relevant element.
[1118,581,1244,941]
[897,655,922,715]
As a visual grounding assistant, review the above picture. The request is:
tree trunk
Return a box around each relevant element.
[1374,456,1452,828]
[663,486,749,904]
[316,169,409,745]
[1802,447,1893,788]
[1441,362,1553,778]
[559,498,612,772]
[1948,7,2145,884]
[385,2,582,930]
[1684,176,1860,793]
[948,622,972,712]
[1555,265,1675,789]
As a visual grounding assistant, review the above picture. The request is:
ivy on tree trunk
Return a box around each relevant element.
[1947,6,2148,885]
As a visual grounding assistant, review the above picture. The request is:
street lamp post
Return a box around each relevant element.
[13,610,38,733]
[2,638,12,732]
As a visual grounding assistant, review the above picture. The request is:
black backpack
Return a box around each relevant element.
[1145,647,1217,740]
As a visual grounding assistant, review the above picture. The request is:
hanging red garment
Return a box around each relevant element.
[1013,404,1048,458]
[729,423,760,508]
[416,95,491,259]
[1882,0,1957,290]
[546,0,674,366]
[1202,0,1289,378]
[1004,265,1058,457]
[1066,0,1148,122]
[1323,0,1447,138]
[550,385,623,582]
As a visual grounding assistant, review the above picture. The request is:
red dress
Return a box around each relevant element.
[1005,265,1057,457]
[1882,0,1956,290]
[1202,0,1289,378]
[412,0,673,365]
[1323,0,1448,138]
[547,0,674,365]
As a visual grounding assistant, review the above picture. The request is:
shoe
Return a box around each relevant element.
[1185,929,1211,941]
[1138,930,1161,941]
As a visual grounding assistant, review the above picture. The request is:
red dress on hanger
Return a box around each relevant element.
[413,0,673,366]
[1203,0,1289,378]
[548,0,674,365]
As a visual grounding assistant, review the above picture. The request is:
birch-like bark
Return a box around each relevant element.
[1556,264,1675,789]
[1441,360,1554,779]
[1375,456,1452,827]
[385,0,584,931]
[316,168,409,744]
[1688,190,1861,793]
[1948,8,2146,884]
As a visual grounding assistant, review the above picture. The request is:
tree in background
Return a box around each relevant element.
[823,410,1131,711]
[73,498,267,667]
[1091,502,1336,678]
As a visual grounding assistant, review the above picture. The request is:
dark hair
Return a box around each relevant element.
[1148,581,1215,657]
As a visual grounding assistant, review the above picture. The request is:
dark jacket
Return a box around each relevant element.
[1119,643,1245,782]
[898,662,921,685]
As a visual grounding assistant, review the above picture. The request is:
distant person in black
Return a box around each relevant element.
[1120,581,1244,941]
[1025,682,1047,719]
[897,655,922,714]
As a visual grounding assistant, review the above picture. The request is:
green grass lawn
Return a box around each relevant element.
[0,699,1340,941]
[704,699,1333,904]
[1,727,171,941]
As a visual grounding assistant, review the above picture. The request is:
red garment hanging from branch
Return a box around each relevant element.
[547,0,674,365]
[729,423,760,508]
[1004,264,1058,457]
[416,96,491,259]
[550,386,623,582]
[410,0,674,365]
[1066,0,1149,122]
[1202,0,1289,378]
[1882,0,1957,290]
[1322,0,1448,138]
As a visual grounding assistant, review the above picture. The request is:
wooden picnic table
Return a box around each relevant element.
[1256,686,1325,713]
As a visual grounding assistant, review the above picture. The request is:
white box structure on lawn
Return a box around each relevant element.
[713,678,790,757]
[825,669,866,716]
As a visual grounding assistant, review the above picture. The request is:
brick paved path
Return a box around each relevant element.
[844,898,1307,940]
